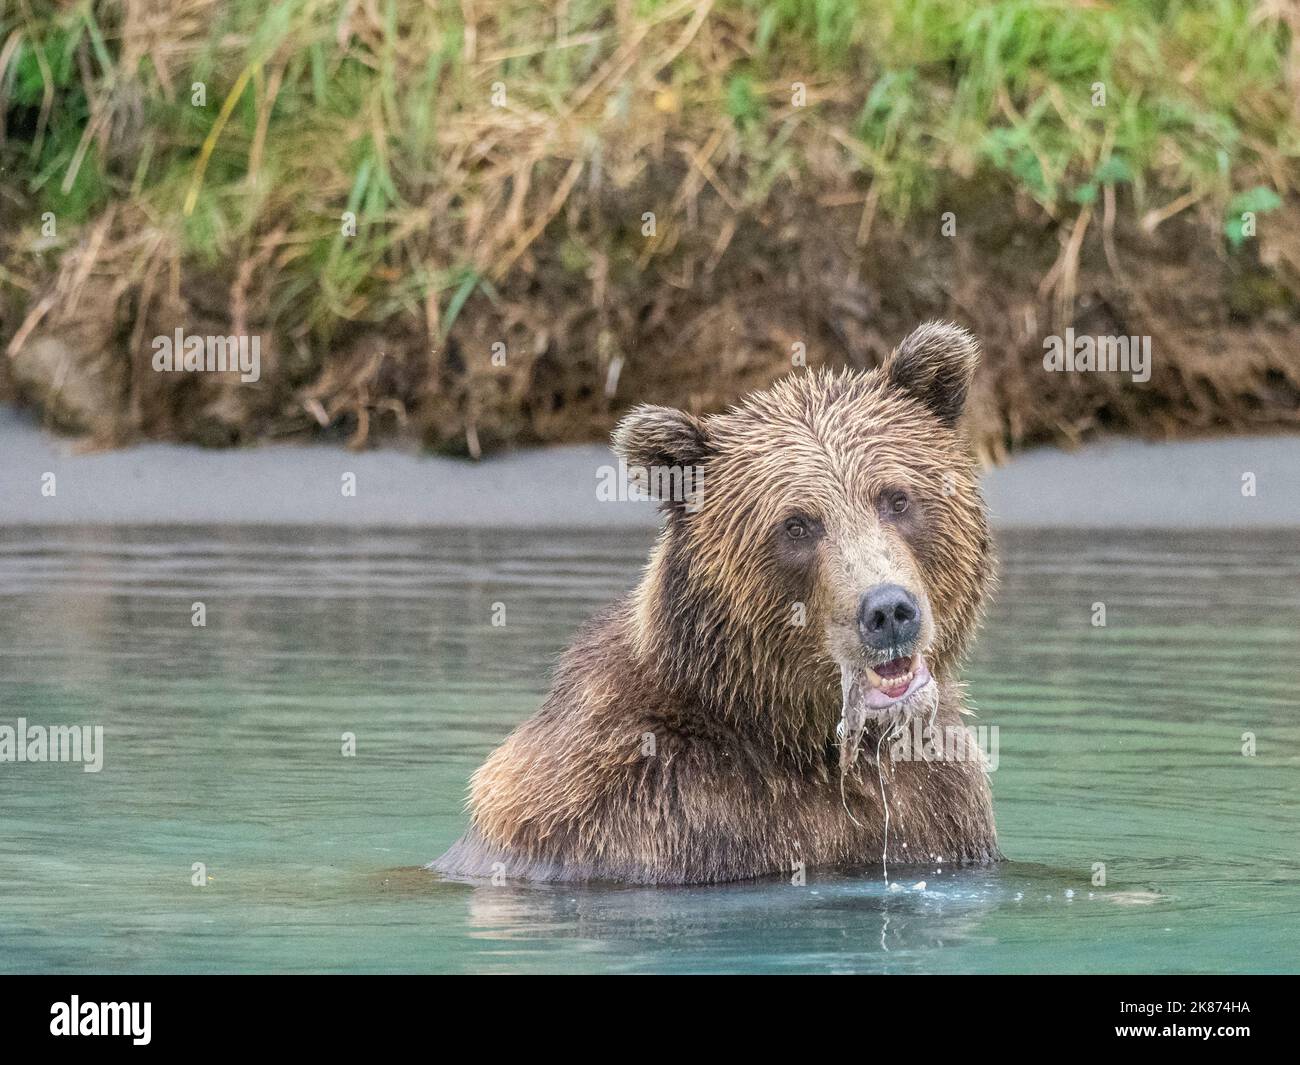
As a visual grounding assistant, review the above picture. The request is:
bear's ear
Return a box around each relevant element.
[883,321,981,428]
[611,404,712,472]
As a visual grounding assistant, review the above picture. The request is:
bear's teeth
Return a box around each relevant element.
[868,668,913,689]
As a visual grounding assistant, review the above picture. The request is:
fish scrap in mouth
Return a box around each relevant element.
[837,653,934,772]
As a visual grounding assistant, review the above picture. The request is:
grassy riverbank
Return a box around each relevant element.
[2,1,1297,454]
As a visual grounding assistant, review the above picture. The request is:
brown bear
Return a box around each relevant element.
[434,322,999,885]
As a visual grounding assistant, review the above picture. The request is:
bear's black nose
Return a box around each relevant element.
[858,583,921,652]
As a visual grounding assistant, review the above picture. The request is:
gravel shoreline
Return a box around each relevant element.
[2,407,1295,528]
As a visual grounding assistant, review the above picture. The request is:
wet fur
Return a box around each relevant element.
[435,323,1000,884]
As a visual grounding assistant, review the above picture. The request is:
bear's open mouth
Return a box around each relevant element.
[863,654,931,705]
[841,653,933,715]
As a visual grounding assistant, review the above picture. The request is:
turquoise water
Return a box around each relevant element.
[0,527,1296,974]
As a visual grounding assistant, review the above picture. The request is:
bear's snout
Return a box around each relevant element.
[857,583,922,654]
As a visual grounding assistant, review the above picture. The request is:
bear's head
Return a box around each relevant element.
[613,322,993,750]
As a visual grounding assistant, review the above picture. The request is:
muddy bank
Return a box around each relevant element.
[4,186,1299,463]
[2,406,1295,528]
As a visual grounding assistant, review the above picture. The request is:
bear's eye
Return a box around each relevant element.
[780,515,822,544]
[884,490,910,516]
[774,514,823,567]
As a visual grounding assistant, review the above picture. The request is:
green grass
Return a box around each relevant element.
[1,0,1295,348]
[752,0,1294,217]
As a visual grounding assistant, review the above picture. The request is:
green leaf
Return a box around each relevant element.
[1094,155,1132,185]
[440,271,480,341]
[1227,186,1282,217]
[1071,181,1098,205]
